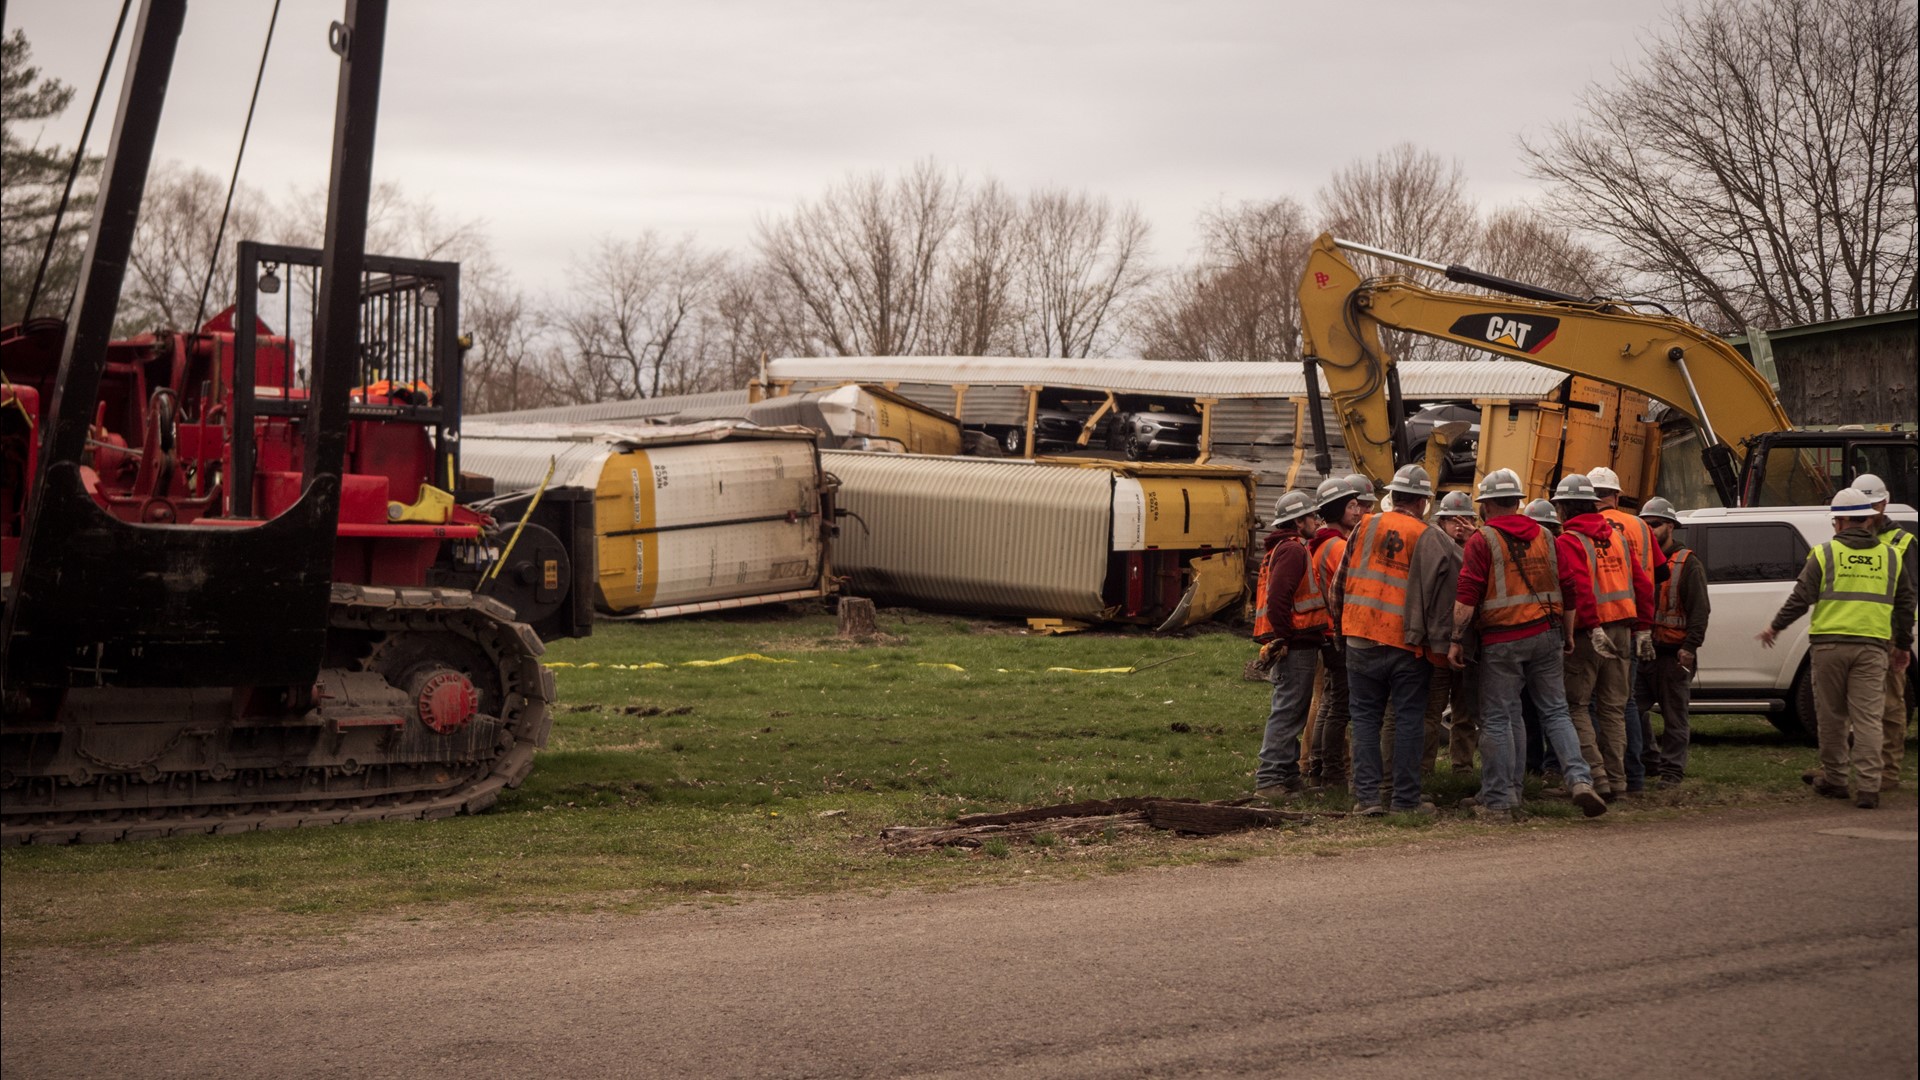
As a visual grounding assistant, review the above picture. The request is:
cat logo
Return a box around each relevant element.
[1447,313,1561,355]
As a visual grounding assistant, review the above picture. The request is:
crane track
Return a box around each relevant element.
[0,584,556,845]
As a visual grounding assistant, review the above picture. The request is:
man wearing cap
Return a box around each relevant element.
[1589,467,1667,794]
[1761,488,1915,809]
[1450,469,1608,819]
[1423,491,1480,776]
[1307,476,1371,792]
[1554,474,1654,798]
[1635,498,1709,785]
[1330,464,1457,815]
[1853,474,1916,790]
[1252,491,1331,799]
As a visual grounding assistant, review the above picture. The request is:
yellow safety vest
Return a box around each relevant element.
[1809,540,1897,640]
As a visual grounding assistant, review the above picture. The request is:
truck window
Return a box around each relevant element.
[1698,523,1809,583]
[1849,443,1918,509]
[1752,446,1842,507]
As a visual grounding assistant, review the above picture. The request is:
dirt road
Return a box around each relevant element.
[4,802,1915,1079]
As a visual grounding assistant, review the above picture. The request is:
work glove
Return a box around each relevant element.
[1260,640,1287,662]
[1633,630,1656,662]
[1589,626,1622,660]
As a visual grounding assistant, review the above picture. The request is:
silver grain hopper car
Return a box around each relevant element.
[461,420,836,619]
[822,451,1255,630]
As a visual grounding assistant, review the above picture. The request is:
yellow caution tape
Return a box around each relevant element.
[545,654,1175,676]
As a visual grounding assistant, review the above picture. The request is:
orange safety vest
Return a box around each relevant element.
[1313,534,1348,594]
[1654,548,1693,646]
[1602,507,1656,581]
[1570,530,1637,625]
[1474,525,1560,632]
[1340,511,1428,653]
[1254,537,1330,640]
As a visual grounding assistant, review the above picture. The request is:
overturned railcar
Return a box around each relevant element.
[823,452,1254,629]
[461,421,837,619]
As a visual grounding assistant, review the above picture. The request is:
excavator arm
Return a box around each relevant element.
[1297,232,1793,506]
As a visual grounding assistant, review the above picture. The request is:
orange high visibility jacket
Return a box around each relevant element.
[1313,533,1347,593]
[1654,548,1694,645]
[1569,530,1637,625]
[1339,511,1429,653]
[1474,524,1560,633]
[1254,536,1330,640]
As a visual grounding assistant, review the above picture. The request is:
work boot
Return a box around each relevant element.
[1351,802,1386,817]
[1800,768,1819,786]
[1254,776,1305,801]
[1855,791,1880,810]
[1391,800,1438,816]
[1469,803,1514,824]
[1570,782,1608,818]
[1811,777,1851,800]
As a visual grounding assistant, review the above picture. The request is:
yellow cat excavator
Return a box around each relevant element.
[1296,232,1914,507]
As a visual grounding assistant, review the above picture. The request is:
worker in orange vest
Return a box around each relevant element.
[1553,474,1654,799]
[1589,467,1665,793]
[1306,475,1374,792]
[1450,469,1608,820]
[1329,464,1457,815]
[1424,490,1479,777]
[1634,497,1709,786]
[1253,490,1332,798]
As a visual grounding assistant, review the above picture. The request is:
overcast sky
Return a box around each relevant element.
[12,0,1676,292]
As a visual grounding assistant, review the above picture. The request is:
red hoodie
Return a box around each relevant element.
[1557,513,1655,630]
[1457,513,1557,645]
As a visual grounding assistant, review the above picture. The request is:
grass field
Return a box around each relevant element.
[3,606,1909,949]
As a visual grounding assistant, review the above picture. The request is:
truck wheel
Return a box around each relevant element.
[1001,428,1023,455]
[1769,659,1819,745]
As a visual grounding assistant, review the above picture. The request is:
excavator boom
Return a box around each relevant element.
[1298,232,1794,505]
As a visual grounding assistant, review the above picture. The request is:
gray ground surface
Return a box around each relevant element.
[4,802,1916,1079]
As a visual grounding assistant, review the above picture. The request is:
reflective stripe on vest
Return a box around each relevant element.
[1475,525,1559,631]
[1809,540,1897,639]
[1341,511,1426,651]
[1314,535,1347,596]
[1654,548,1692,645]
[1253,538,1330,640]
[1603,508,1655,578]
[1571,531,1637,624]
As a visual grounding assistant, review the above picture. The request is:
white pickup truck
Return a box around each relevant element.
[1677,504,1918,741]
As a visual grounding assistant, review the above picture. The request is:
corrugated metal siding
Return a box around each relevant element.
[823,452,1113,619]
[472,389,751,424]
[459,437,614,490]
[768,357,1566,401]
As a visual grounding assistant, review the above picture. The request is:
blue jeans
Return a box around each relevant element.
[1480,631,1595,807]
[1346,643,1431,809]
[1255,646,1320,788]
[1618,657,1646,789]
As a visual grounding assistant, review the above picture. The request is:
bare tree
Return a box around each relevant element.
[556,233,724,401]
[1474,204,1614,299]
[1138,197,1312,362]
[1524,0,1917,330]
[463,274,563,413]
[1014,189,1154,358]
[117,161,268,333]
[756,160,959,356]
[929,179,1023,355]
[1316,144,1482,362]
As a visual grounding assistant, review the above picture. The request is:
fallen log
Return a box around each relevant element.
[1142,800,1316,835]
[880,813,1150,852]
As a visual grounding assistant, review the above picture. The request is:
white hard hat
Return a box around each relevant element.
[1525,498,1561,528]
[1476,468,1525,501]
[1386,464,1434,499]
[1830,487,1877,516]
[1853,473,1889,504]
[1435,491,1476,518]
[1272,489,1317,526]
[1639,497,1681,524]
[1313,477,1353,512]
[1551,474,1599,503]
[1342,473,1378,504]
[1586,466,1622,492]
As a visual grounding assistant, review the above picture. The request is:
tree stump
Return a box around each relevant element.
[837,596,878,638]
